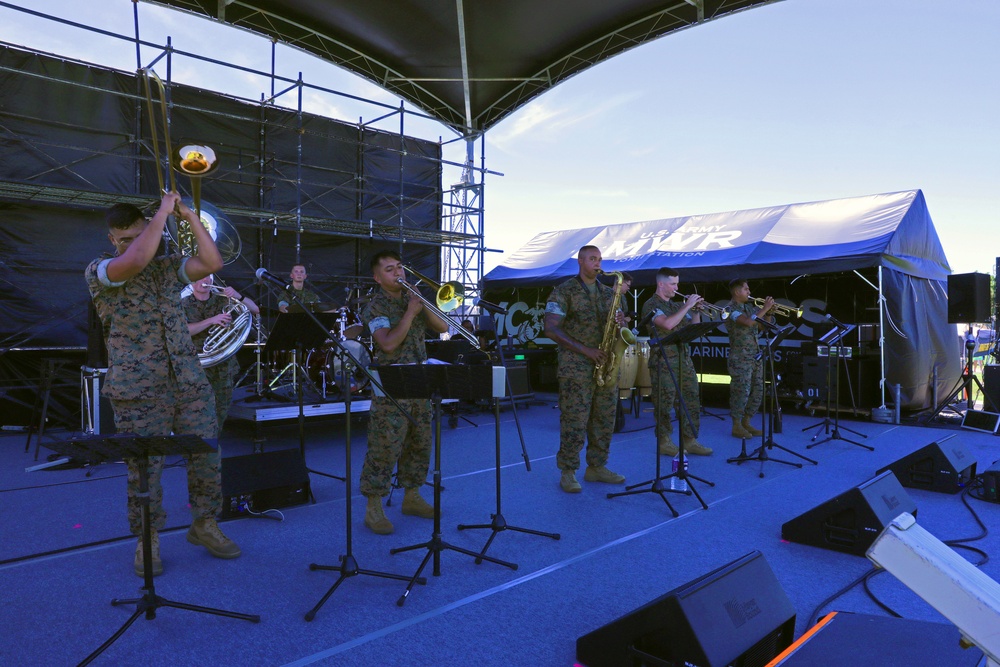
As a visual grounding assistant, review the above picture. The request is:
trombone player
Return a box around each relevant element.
[359,250,448,534]
[84,192,241,577]
[544,245,627,494]
[725,278,774,440]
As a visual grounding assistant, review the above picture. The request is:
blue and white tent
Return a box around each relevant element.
[484,190,960,411]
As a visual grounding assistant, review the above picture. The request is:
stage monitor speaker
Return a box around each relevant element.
[875,435,977,494]
[576,551,795,667]
[781,471,916,556]
[947,272,991,324]
[221,449,310,519]
[961,409,1000,434]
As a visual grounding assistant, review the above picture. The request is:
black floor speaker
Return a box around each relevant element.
[781,471,916,556]
[947,272,991,323]
[983,364,1000,411]
[221,449,311,519]
[576,551,795,667]
[875,434,977,494]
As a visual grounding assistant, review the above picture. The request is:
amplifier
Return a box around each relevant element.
[221,449,311,518]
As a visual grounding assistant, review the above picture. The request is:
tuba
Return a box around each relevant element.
[195,284,253,368]
[594,270,637,387]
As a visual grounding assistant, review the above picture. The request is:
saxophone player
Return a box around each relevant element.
[639,267,713,457]
[543,245,627,494]
[183,275,259,429]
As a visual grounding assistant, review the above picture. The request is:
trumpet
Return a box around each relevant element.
[676,293,730,320]
[751,297,803,319]
[397,267,482,351]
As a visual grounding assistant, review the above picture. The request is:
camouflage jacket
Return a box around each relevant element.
[85,252,211,401]
[278,287,319,309]
[546,276,616,379]
[640,294,692,365]
[362,288,428,365]
[726,301,762,359]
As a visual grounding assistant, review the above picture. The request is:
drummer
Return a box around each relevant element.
[277,264,363,339]
[277,264,321,313]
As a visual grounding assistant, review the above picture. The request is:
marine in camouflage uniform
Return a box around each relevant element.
[278,264,320,311]
[85,195,238,575]
[358,251,449,533]
[543,246,625,492]
[183,280,258,427]
[641,295,701,443]
[725,279,774,438]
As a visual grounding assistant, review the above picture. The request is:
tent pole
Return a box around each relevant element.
[878,265,887,408]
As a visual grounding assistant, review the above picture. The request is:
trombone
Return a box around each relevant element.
[676,293,730,320]
[751,297,803,319]
[398,266,482,350]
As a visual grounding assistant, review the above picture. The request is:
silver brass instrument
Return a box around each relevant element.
[197,284,253,368]
[750,297,803,319]
[594,270,637,387]
[142,69,241,264]
[396,268,482,350]
[676,292,730,320]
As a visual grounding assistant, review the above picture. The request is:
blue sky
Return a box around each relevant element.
[2,0,998,277]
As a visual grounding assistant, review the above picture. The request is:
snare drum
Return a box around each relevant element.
[335,307,364,341]
[617,344,639,400]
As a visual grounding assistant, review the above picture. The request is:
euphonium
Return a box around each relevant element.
[594,270,637,387]
[196,284,253,368]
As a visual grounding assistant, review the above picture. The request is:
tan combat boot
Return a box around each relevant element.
[658,434,678,457]
[133,529,163,577]
[682,435,713,456]
[560,470,582,493]
[584,466,626,484]
[401,488,435,518]
[731,416,754,439]
[187,518,241,559]
[742,416,763,437]
[364,495,394,534]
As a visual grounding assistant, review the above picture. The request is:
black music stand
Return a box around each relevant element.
[304,342,421,621]
[728,322,808,475]
[45,434,259,666]
[805,322,872,451]
[264,312,336,396]
[378,364,517,606]
[457,363,560,563]
[610,321,720,512]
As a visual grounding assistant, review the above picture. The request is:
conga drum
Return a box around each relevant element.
[635,337,652,398]
[617,344,639,400]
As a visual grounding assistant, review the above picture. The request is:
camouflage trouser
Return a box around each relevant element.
[556,374,618,472]
[360,397,431,497]
[205,366,234,429]
[728,352,763,420]
[111,392,220,535]
[650,351,701,440]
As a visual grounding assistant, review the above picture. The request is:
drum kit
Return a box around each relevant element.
[252,294,373,401]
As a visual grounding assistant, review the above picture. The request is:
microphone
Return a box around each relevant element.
[637,309,657,330]
[473,297,508,316]
[751,313,780,333]
[255,268,290,290]
[824,312,849,329]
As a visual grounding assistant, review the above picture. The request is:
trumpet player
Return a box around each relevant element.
[359,250,448,534]
[725,278,774,439]
[183,275,259,428]
[640,268,713,457]
[84,193,241,577]
[544,245,627,494]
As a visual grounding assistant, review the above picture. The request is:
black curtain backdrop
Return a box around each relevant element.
[0,45,443,353]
